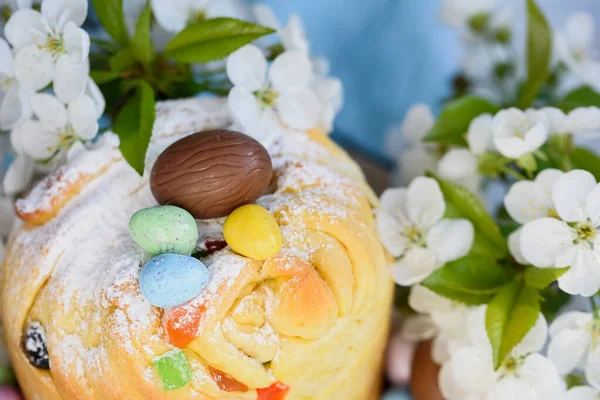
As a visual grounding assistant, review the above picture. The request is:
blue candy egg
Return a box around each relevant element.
[139,254,209,308]
[381,389,412,400]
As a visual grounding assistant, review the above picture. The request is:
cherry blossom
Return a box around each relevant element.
[253,3,309,54]
[521,170,600,296]
[11,93,98,161]
[4,0,90,102]
[376,177,474,285]
[151,0,249,33]
[226,44,320,147]
[439,0,499,29]
[0,38,32,130]
[492,108,550,159]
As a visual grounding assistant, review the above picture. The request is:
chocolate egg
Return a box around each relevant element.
[150,130,273,219]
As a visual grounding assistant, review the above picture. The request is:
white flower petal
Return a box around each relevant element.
[408,284,454,315]
[494,136,529,159]
[567,107,600,137]
[228,86,260,128]
[17,119,59,159]
[438,360,465,400]
[62,21,90,63]
[2,154,34,195]
[66,140,85,161]
[587,347,600,392]
[517,353,566,398]
[407,177,445,230]
[281,14,309,53]
[565,12,595,51]
[427,218,474,263]
[520,218,573,268]
[226,44,266,91]
[552,169,597,222]
[557,245,600,296]
[397,144,439,185]
[535,168,564,192]
[585,183,600,225]
[391,246,439,286]
[437,149,478,182]
[85,79,105,118]
[68,95,98,140]
[504,180,553,224]
[150,0,192,32]
[54,55,89,102]
[541,107,568,134]
[549,311,592,337]
[487,377,536,400]
[41,0,88,27]
[380,187,409,220]
[4,9,45,50]
[269,50,312,90]
[14,46,54,92]
[450,344,496,393]
[508,228,529,265]
[401,104,435,145]
[523,121,549,153]
[400,314,437,341]
[566,386,599,400]
[0,84,24,130]
[512,315,547,356]
[252,3,280,30]
[276,88,320,130]
[0,38,14,77]
[31,93,67,131]
[548,327,590,375]
[375,210,410,258]
[467,113,494,154]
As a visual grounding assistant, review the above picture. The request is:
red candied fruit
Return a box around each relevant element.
[166,305,205,348]
[257,382,290,400]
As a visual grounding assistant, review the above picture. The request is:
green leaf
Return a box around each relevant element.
[92,0,129,46]
[90,69,121,85]
[516,0,552,108]
[571,147,600,181]
[424,96,499,146]
[109,48,137,72]
[556,86,600,112]
[163,18,275,64]
[432,174,508,258]
[478,152,512,178]
[113,81,156,175]
[486,282,541,370]
[422,255,513,304]
[130,2,154,67]
[524,266,570,289]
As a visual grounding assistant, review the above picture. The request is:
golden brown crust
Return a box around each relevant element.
[1,98,393,399]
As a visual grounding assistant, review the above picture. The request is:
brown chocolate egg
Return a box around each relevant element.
[410,340,444,400]
[150,130,273,219]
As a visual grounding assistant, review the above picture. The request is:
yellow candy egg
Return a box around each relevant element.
[224,204,282,260]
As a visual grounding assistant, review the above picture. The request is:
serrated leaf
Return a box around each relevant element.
[113,81,155,175]
[556,86,600,112]
[163,18,275,63]
[130,2,154,66]
[524,266,569,289]
[422,256,512,305]
[432,174,508,258]
[571,147,600,181]
[424,96,499,146]
[486,282,540,370]
[92,0,129,46]
[516,0,552,108]
[109,48,137,72]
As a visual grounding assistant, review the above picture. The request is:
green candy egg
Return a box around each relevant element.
[129,206,198,256]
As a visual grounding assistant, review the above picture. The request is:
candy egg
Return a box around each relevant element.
[0,386,23,400]
[139,254,209,308]
[150,130,273,219]
[129,206,198,256]
[223,204,282,260]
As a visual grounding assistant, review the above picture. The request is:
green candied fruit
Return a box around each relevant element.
[153,349,192,391]
[129,205,199,256]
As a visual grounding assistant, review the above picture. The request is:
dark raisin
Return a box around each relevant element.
[23,322,50,370]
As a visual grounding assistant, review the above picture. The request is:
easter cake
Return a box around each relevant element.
[0,97,393,399]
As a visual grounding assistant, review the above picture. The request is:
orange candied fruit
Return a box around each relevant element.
[166,305,205,348]
[257,382,290,400]
[208,366,249,392]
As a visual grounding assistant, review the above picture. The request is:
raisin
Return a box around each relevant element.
[23,322,50,370]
